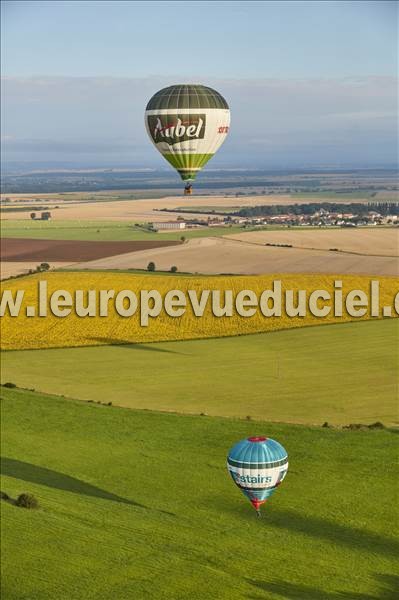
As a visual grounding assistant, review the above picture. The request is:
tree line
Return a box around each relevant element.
[235,202,399,217]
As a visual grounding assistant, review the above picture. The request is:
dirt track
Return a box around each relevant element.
[72,236,399,276]
[1,238,180,262]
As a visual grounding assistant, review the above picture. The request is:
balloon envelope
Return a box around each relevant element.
[227,436,288,512]
[145,84,230,183]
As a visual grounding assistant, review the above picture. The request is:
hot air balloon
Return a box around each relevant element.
[227,436,288,516]
[144,84,230,194]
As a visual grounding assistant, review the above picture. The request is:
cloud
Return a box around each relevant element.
[1,76,397,166]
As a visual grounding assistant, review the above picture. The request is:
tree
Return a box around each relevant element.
[30,213,36,220]
[170,266,178,273]
[147,261,156,272]
[180,236,186,242]
[37,263,50,272]
[16,493,39,509]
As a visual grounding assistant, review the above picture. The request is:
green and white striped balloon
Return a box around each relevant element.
[144,84,230,183]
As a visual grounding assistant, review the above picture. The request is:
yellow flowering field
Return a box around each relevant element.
[1,271,397,350]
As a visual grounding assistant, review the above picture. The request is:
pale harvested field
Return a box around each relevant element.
[1,195,292,223]
[0,261,75,280]
[1,192,373,222]
[226,228,399,257]
[72,236,399,276]
[1,199,201,222]
[1,189,375,203]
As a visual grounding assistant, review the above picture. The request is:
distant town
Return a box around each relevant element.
[155,202,399,230]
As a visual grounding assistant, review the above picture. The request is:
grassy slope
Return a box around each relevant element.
[2,320,397,425]
[1,387,398,600]
[0,220,244,241]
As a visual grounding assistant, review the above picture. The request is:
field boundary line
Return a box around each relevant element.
[221,235,399,258]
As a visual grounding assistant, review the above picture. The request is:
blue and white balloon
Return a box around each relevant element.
[227,436,288,514]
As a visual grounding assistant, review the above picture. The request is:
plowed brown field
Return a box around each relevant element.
[1,238,180,262]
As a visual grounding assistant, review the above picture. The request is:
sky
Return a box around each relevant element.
[1,0,397,168]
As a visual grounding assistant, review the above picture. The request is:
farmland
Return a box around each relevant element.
[2,320,397,425]
[0,191,386,224]
[1,262,71,280]
[225,228,399,257]
[2,166,397,196]
[2,187,398,278]
[2,229,398,278]
[2,272,397,350]
[73,235,399,276]
[1,172,398,599]
[1,238,181,262]
[0,195,286,223]
[291,190,398,201]
[1,386,398,600]
[0,219,245,241]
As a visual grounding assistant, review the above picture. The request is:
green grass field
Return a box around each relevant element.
[2,320,397,425]
[0,219,245,241]
[2,218,387,242]
[1,386,398,600]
